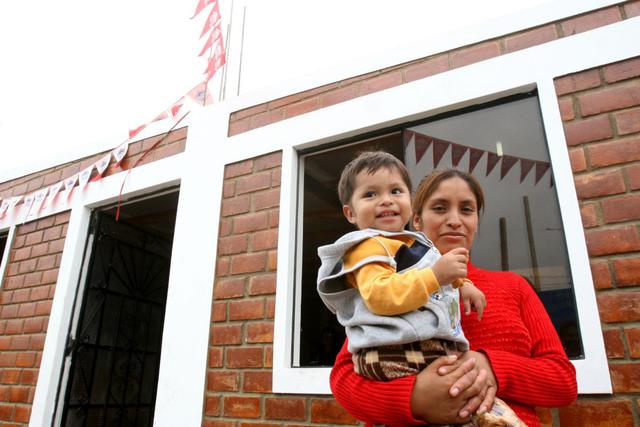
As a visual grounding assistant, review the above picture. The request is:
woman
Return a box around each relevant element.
[330,169,577,426]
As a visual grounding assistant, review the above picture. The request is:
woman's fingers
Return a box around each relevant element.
[458,368,489,417]
[477,380,497,415]
[444,358,478,397]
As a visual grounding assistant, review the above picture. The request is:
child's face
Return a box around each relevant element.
[343,166,412,232]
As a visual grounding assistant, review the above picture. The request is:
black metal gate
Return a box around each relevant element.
[59,212,172,426]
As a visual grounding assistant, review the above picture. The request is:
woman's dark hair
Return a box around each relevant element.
[412,169,485,216]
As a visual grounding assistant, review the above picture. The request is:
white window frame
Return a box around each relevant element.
[0,224,17,289]
[212,19,640,396]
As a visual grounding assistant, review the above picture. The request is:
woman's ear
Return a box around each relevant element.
[412,213,422,230]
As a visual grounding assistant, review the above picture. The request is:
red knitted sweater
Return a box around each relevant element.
[329,263,577,426]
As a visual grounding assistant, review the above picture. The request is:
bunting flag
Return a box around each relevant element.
[520,159,535,183]
[91,153,112,182]
[0,199,9,218]
[414,133,431,163]
[48,181,63,206]
[129,124,147,140]
[500,155,519,180]
[198,25,223,57]
[8,196,22,211]
[199,1,221,38]
[432,139,449,168]
[64,174,79,200]
[191,0,217,19]
[186,81,213,106]
[402,130,414,148]
[486,152,500,176]
[30,188,49,217]
[112,142,129,166]
[451,143,467,167]
[78,165,93,189]
[535,161,550,185]
[22,193,35,222]
[468,147,484,174]
[204,46,226,82]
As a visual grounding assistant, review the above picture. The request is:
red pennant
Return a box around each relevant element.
[402,130,414,148]
[204,50,226,82]
[500,155,518,180]
[198,25,222,57]
[486,152,500,177]
[535,161,550,185]
[451,143,468,167]
[129,124,146,139]
[191,0,216,19]
[432,139,449,169]
[199,2,221,38]
[414,134,431,163]
[468,147,484,174]
[519,159,535,183]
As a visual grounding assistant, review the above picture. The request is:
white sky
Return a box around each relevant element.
[0,1,206,182]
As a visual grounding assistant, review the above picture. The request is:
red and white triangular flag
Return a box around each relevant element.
[129,124,146,140]
[79,165,94,189]
[64,174,79,200]
[198,25,223,57]
[47,181,64,207]
[0,199,9,218]
[204,49,226,82]
[112,142,129,166]
[191,0,217,19]
[30,188,49,217]
[199,1,221,38]
[92,153,111,181]
[8,196,23,212]
[22,193,36,222]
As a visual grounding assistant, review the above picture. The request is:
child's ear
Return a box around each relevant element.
[412,213,422,230]
[343,205,357,225]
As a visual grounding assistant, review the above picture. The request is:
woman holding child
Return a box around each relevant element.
[325,153,577,426]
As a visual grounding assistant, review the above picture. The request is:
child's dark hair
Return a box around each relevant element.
[337,151,412,206]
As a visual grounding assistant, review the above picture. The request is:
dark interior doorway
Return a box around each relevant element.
[57,190,179,426]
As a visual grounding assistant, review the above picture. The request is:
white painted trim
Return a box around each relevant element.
[0,225,17,289]
[30,154,184,425]
[226,0,624,113]
[217,19,640,395]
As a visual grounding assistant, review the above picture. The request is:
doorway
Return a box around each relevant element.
[56,190,179,426]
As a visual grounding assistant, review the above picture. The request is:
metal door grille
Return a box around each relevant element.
[61,213,171,426]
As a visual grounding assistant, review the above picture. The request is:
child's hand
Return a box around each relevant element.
[432,248,469,286]
[460,280,486,320]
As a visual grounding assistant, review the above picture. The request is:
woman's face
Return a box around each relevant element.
[413,177,479,254]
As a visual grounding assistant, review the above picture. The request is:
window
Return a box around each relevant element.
[0,226,15,289]
[295,93,582,368]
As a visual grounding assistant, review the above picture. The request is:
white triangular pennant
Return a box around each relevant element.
[22,193,36,222]
[94,153,111,179]
[78,165,93,189]
[113,142,128,166]
[29,188,49,218]
[0,199,9,218]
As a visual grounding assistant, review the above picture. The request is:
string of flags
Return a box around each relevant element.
[0,0,227,224]
[404,130,552,185]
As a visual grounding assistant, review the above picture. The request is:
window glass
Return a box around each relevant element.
[297,94,582,367]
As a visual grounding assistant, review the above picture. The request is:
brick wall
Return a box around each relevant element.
[0,212,69,425]
[0,127,188,203]
[551,56,640,427]
[204,152,358,426]
[228,1,640,137]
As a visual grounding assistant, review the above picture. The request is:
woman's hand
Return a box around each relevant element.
[438,351,498,416]
[410,355,489,424]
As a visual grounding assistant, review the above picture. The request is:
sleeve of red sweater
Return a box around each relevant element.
[481,276,578,407]
[330,340,424,426]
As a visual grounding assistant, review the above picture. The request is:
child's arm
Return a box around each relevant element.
[459,280,486,320]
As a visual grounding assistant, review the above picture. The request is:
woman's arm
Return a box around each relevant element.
[330,340,489,425]
[480,277,578,407]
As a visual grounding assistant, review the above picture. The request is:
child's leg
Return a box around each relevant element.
[471,397,527,427]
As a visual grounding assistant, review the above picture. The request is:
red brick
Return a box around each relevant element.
[204,395,221,416]
[30,243,48,258]
[29,285,50,301]
[210,324,242,345]
[612,257,640,286]
[243,371,272,393]
[17,302,36,317]
[11,289,30,304]
[24,231,43,246]
[221,196,250,217]
[14,405,30,422]
[228,117,251,136]
[228,299,264,321]
[0,369,20,384]
[207,370,239,391]
[232,103,269,121]
[234,212,269,234]
[212,302,226,322]
[625,1,640,17]
[223,181,235,198]
[559,399,633,427]
[627,164,640,190]
[603,194,640,223]
[254,189,280,211]
[569,147,586,172]
[18,259,37,275]
[589,137,640,167]
[226,347,263,368]
[586,226,640,256]
[223,396,261,418]
[265,397,306,421]
[240,423,280,427]
[0,352,18,367]
[24,271,43,287]
[216,257,230,277]
[563,115,613,146]
[284,97,320,119]
[251,109,285,129]
[26,176,44,192]
[610,362,640,392]
[35,216,55,230]
[320,85,360,108]
[36,255,56,271]
[255,152,282,172]
[625,327,640,358]
[41,269,59,284]
[4,275,25,289]
[1,304,19,319]
[54,211,70,225]
[15,352,36,368]
[214,278,245,299]
[236,173,272,196]
[203,421,234,427]
[252,229,278,251]
[360,72,403,96]
[578,83,640,117]
[451,41,501,69]
[8,386,29,403]
[22,318,44,334]
[4,319,23,335]
[10,336,30,351]
[218,218,232,237]
[246,322,273,343]
[505,24,558,53]
[11,248,30,262]
[29,334,45,350]
[267,250,277,271]
[225,160,253,179]
[249,275,276,296]
[604,58,640,83]
[230,253,267,275]
[555,70,602,96]
[558,97,576,122]
[404,55,449,82]
[20,369,37,385]
[34,300,52,316]
[603,328,626,358]
[42,225,62,242]
[579,203,598,228]
[561,7,622,36]
[597,291,640,322]
[218,235,249,255]
[574,170,625,199]
[615,107,640,135]
[268,210,279,228]
[265,298,275,319]
[271,168,281,187]
[209,348,223,368]
[267,92,307,110]
[310,399,358,424]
